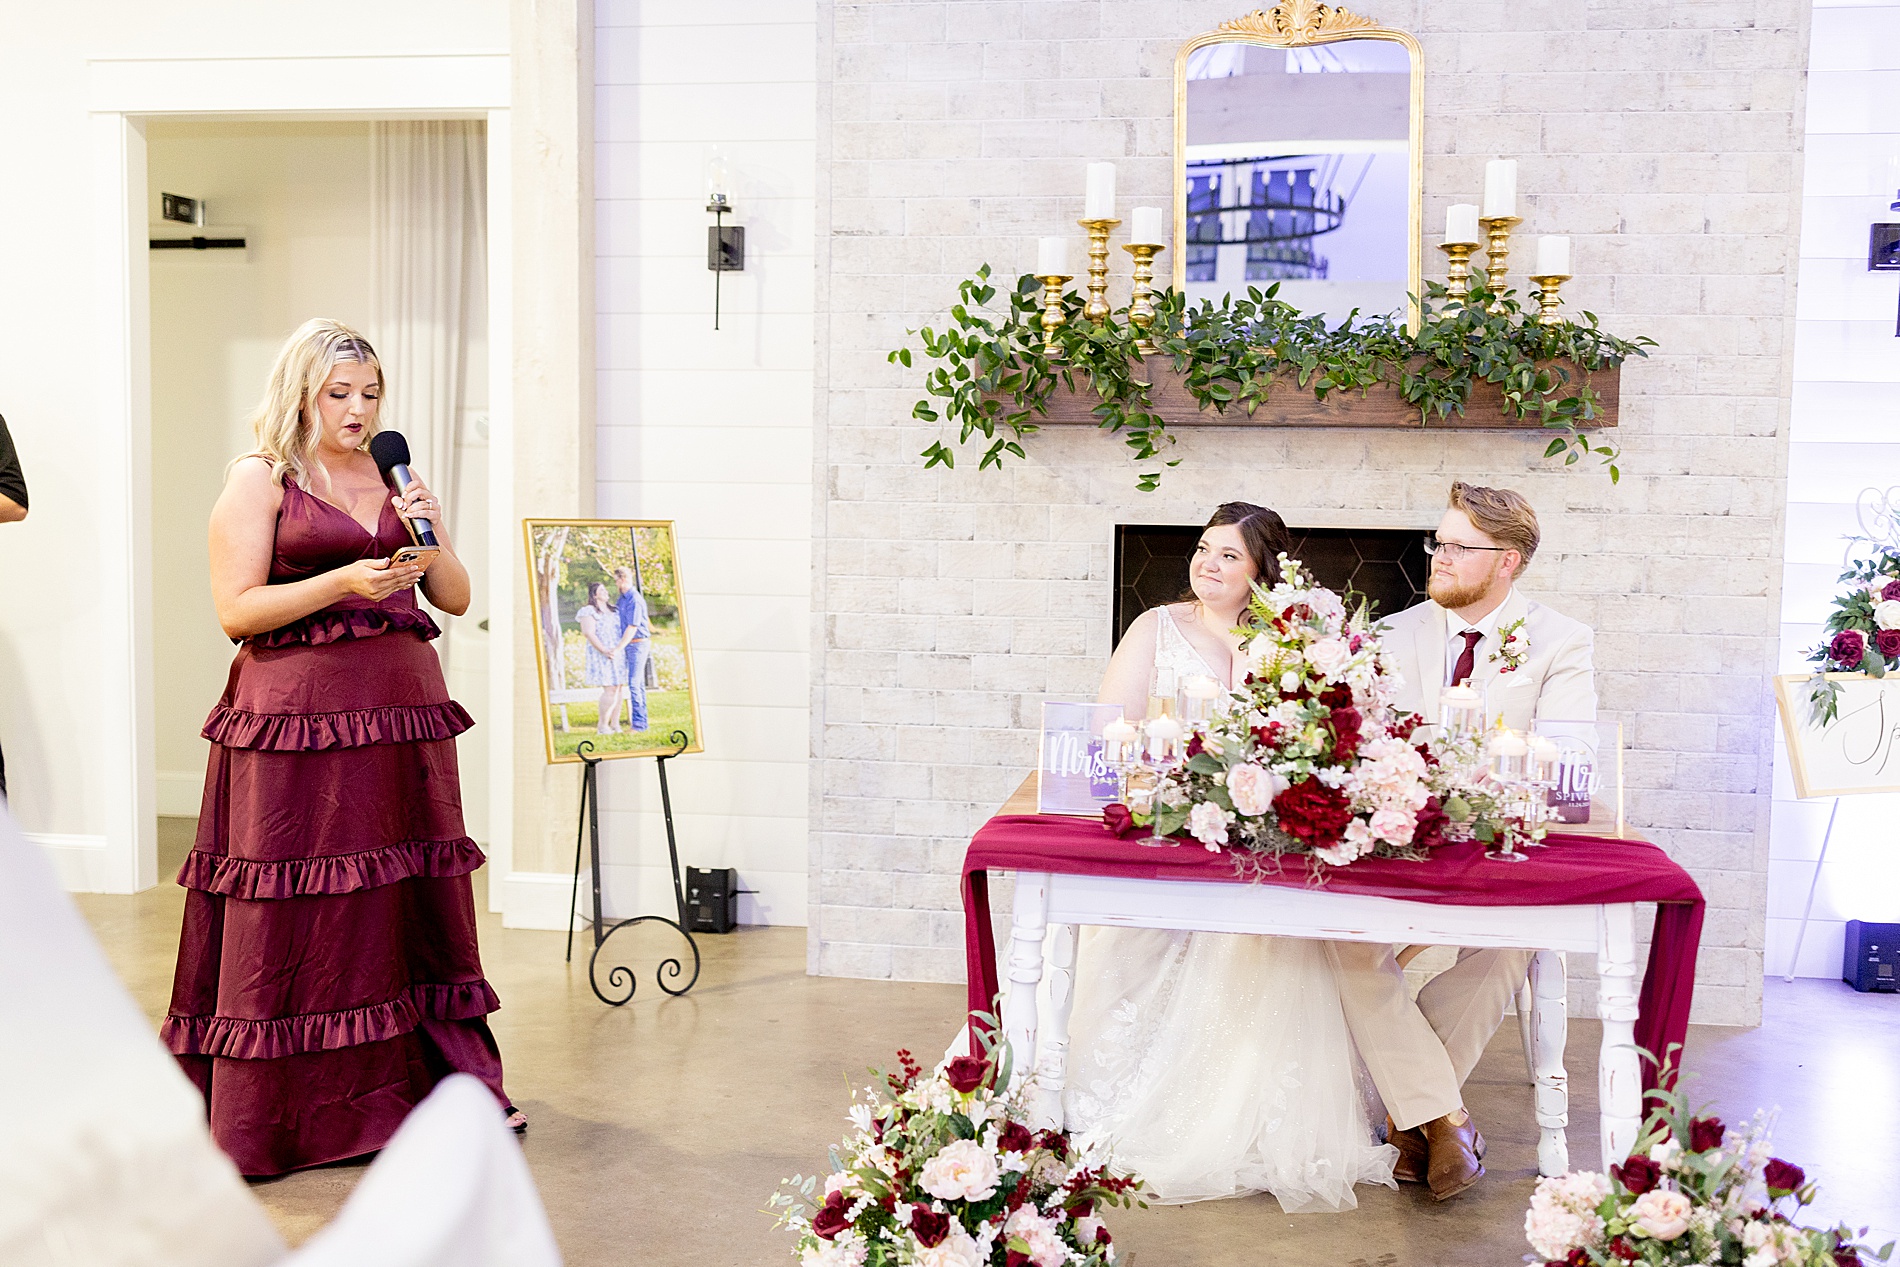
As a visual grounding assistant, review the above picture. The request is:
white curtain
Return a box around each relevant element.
[369,120,487,649]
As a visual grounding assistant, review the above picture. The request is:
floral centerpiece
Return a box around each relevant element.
[770,1043,1143,1267]
[1525,1074,1891,1267]
[1131,556,1509,870]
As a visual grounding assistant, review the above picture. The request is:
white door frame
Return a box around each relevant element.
[86,53,514,894]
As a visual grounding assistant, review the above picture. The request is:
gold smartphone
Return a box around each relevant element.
[390,546,440,569]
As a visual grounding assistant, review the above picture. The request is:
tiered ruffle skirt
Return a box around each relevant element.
[163,615,510,1176]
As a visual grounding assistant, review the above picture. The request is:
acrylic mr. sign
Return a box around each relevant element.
[1774,673,1900,799]
[1037,701,1126,816]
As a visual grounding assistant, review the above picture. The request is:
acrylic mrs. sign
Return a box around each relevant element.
[1774,673,1900,798]
[1037,701,1126,816]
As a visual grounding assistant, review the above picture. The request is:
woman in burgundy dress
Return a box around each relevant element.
[163,318,521,1177]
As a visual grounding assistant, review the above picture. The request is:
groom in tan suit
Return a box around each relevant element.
[1329,482,1595,1200]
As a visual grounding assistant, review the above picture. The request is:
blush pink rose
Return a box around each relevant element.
[1629,1190,1693,1241]
[1226,763,1278,817]
[919,1139,1001,1203]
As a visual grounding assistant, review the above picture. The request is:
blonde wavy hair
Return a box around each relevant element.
[243,318,385,489]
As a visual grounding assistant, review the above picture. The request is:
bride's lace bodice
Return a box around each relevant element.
[1152,605,1222,697]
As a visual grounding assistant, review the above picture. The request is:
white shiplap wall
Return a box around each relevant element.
[1768,1,1900,977]
[590,0,818,926]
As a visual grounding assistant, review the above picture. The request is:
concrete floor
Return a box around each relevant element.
[72,819,1900,1265]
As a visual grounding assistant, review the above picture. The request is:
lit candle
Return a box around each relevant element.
[1130,206,1165,246]
[1183,675,1220,700]
[1102,717,1139,767]
[1490,728,1529,781]
[1535,235,1571,277]
[1103,718,1138,745]
[1037,236,1069,277]
[1439,684,1484,735]
[1084,162,1117,220]
[1443,203,1481,245]
[1529,736,1561,782]
[1481,159,1517,220]
[1146,714,1184,765]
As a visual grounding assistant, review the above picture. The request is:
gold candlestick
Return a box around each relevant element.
[1078,217,1121,324]
[1437,240,1480,305]
[1478,214,1520,309]
[1530,273,1572,326]
[1122,242,1165,353]
[1035,274,1073,352]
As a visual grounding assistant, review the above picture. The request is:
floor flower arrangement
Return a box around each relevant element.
[770,1042,1143,1267]
[1525,1074,1891,1267]
[1133,556,1509,870]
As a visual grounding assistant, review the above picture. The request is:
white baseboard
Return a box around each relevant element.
[494,867,808,930]
[157,770,203,817]
[495,871,586,931]
[27,833,114,891]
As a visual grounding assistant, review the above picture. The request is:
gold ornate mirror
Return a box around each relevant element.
[1172,2,1424,327]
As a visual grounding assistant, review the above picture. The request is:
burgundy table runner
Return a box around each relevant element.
[962,814,1705,1092]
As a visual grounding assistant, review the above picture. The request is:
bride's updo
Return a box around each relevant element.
[1181,502,1291,621]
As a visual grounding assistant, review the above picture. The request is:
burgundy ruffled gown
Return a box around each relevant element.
[163,482,510,1177]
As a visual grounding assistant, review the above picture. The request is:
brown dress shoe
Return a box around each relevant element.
[1385,1114,1428,1183]
[1420,1111,1485,1200]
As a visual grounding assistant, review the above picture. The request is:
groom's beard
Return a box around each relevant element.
[1428,567,1501,612]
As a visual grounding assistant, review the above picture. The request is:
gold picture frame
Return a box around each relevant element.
[523,518,704,764]
[1172,1,1426,329]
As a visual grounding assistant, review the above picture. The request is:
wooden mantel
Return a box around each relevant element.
[1009,355,1618,430]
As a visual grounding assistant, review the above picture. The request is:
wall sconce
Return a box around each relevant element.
[706,153,745,331]
[1873,208,1900,338]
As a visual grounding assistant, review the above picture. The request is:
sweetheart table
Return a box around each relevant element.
[960,777,1705,1177]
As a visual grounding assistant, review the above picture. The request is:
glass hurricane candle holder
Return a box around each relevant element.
[1485,729,1532,862]
[1182,675,1221,728]
[1145,715,1184,768]
[1439,684,1484,738]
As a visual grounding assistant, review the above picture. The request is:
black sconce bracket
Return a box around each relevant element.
[1873,223,1900,337]
[707,198,745,331]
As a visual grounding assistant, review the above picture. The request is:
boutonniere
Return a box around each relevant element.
[1490,617,1529,674]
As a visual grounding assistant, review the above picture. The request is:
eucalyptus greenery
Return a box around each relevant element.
[889,267,1654,491]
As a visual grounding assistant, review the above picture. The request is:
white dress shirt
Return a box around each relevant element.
[1442,593,1513,687]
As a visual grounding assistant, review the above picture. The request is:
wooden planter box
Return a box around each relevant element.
[1010,356,1618,431]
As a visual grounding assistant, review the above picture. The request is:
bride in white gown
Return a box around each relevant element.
[1063,503,1397,1211]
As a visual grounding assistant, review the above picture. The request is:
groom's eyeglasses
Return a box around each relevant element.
[1423,536,1509,563]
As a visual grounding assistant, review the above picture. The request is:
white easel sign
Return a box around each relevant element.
[1772,673,1900,799]
[1037,701,1124,816]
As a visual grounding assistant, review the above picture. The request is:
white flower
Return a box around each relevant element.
[1741,1220,1809,1267]
[1187,801,1233,850]
[1524,1172,1610,1261]
[1280,669,1301,693]
[824,1171,850,1196]
[1314,837,1362,867]
[1305,636,1354,681]
[1226,762,1281,816]
[1003,1208,1069,1267]
[1877,599,1900,630]
[1073,1215,1105,1246]
[847,1103,873,1133]
[1369,806,1417,845]
[1629,1189,1693,1241]
[919,1138,1001,1203]
[801,1235,869,1267]
[914,1228,985,1267]
[1650,1137,1682,1170]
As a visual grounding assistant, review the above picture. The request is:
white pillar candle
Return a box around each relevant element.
[1103,718,1138,745]
[1183,675,1220,700]
[1443,203,1481,245]
[1037,235,1069,277]
[1129,206,1165,246]
[1491,730,1529,756]
[1146,714,1184,765]
[1535,235,1571,277]
[1481,158,1517,219]
[1084,162,1117,219]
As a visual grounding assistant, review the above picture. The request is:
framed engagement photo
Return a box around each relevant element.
[524,519,704,763]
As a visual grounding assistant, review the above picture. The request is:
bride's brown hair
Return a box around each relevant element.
[1180,502,1292,619]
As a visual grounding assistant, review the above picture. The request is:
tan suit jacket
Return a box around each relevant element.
[1381,587,1597,730]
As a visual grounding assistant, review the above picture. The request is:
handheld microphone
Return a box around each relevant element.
[367,430,439,548]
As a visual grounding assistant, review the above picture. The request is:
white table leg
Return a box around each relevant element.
[1515,976,1535,1083]
[1528,948,1569,1176]
[1030,923,1077,1130]
[1596,904,1642,1168]
[1001,873,1051,1118]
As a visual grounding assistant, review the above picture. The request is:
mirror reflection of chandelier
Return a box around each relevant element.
[1184,152,1373,283]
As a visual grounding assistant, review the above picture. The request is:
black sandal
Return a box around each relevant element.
[504,1104,528,1135]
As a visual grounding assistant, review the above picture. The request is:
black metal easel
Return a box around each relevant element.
[564,730,701,1006]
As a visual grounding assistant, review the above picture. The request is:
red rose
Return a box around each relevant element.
[1835,1247,1864,1267]
[1412,796,1449,851]
[1102,803,1134,839]
[1609,1237,1639,1262]
[1034,1129,1068,1159]
[1067,1199,1093,1219]
[1830,629,1867,667]
[1689,1116,1725,1152]
[1328,705,1363,763]
[1611,1153,1661,1195]
[1763,1158,1806,1194]
[997,1120,1034,1152]
[1883,579,1900,602]
[1094,1227,1113,1246]
[1185,732,1206,758]
[909,1208,949,1247]
[1320,682,1353,708]
[1877,629,1900,660]
[1271,777,1353,847]
[944,1055,990,1094]
[811,1190,850,1240]
[1007,1253,1032,1267]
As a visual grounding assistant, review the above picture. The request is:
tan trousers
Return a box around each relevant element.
[1325,942,1535,1131]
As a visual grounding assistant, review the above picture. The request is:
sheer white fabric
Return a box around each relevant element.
[1063,605,1397,1211]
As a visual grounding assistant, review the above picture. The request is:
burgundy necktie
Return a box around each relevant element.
[1451,629,1483,687]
